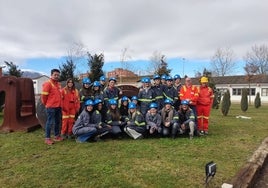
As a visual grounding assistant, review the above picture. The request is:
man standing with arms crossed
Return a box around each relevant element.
[41,69,64,145]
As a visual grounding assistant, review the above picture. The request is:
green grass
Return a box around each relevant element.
[0,105,268,188]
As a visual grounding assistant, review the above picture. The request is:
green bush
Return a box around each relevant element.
[212,89,221,109]
[221,90,231,116]
[241,88,248,112]
[254,92,261,108]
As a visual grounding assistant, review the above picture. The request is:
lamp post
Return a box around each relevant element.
[182,58,185,77]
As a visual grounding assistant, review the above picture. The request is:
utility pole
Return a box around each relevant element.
[182,58,185,77]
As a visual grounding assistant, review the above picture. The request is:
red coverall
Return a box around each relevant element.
[179,85,199,106]
[61,87,80,136]
[196,85,214,132]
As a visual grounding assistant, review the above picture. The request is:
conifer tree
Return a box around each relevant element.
[4,61,23,77]
[221,90,231,116]
[241,88,248,112]
[59,60,77,81]
[87,53,104,82]
[254,92,261,108]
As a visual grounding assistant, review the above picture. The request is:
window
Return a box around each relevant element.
[262,88,268,96]
[232,88,242,95]
[248,88,256,96]
[232,88,256,96]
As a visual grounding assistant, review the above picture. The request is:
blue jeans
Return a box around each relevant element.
[77,130,97,142]
[45,107,62,138]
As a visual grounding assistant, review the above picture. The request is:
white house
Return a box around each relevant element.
[32,75,49,95]
[189,75,268,104]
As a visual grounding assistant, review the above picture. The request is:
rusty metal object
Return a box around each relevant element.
[117,84,139,98]
[0,76,40,132]
[36,97,46,128]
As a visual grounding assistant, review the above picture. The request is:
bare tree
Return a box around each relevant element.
[244,62,259,105]
[244,44,268,75]
[148,51,164,75]
[210,47,236,76]
[67,42,87,62]
[120,47,132,70]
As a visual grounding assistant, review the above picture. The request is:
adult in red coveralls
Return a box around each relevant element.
[196,77,214,135]
[41,69,64,145]
[61,78,80,139]
[179,77,199,124]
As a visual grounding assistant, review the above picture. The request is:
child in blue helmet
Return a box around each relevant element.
[138,77,155,117]
[174,100,196,139]
[79,77,93,113]
[145,102,162,137]
[124,102,146,139]
[99,76,107,91]
[119,96,129,122]
[73,99,103,142]
[91,81,104,103]
[105,99,125,138]
[160,99,179,138]
[103,77,122,109]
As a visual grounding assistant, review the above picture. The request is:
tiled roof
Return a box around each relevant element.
[183,75,268,85]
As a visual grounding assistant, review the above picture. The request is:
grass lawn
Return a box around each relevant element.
[0,105,268,187]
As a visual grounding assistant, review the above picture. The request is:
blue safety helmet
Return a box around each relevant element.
[173,74,181,80]
[99,76,106,81]
[149,102,158,109]
[143,77,151,83]
[165,76,173,81]
[161,74,167,80]
[131,96,138,101]
[109,99,117,105]
[109,77,117,82]
[93,81,101,87]
[164,99,173,105]
[85,99,94,106]
[153,74,161,80]
[121,96,129,102]
[128,102,136,109]
[82,77,91,84]
[94,98,103,105]
[181,100,189,105]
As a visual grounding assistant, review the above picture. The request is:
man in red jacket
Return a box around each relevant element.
[179,77,199,124]
[196,77,214,135]
[41,69,64,145]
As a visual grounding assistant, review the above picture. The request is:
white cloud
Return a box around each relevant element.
[0,0,268,65]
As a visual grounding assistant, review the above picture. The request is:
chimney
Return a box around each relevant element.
[0,66,6,77]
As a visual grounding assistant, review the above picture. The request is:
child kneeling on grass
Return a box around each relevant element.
[124,102,146,139]
[72,99,109,143]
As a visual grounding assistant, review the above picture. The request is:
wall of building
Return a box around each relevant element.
[216,84,268,104]
[33,76,49,95]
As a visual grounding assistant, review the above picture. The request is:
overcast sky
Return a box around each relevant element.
[0,0,267,75]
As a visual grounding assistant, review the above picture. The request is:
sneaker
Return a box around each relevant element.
[179,128,184,135]
[54,135,64,142]
[199,130,204,136]
[76,138,83,143]
[204,131,209,135]
[45,138,54,145]
[189,133,193,140]
[61,134,67,140]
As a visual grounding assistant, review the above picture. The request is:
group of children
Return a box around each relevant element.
[41,68,214,145]
[72,74,214,143]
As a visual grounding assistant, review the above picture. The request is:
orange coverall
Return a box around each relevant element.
[196,85,214,132]
[61,87,80,136]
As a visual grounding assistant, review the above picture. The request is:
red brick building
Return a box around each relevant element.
[107,68,137,78]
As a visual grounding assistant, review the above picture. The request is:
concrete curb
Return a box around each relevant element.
[229,137,268,188]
